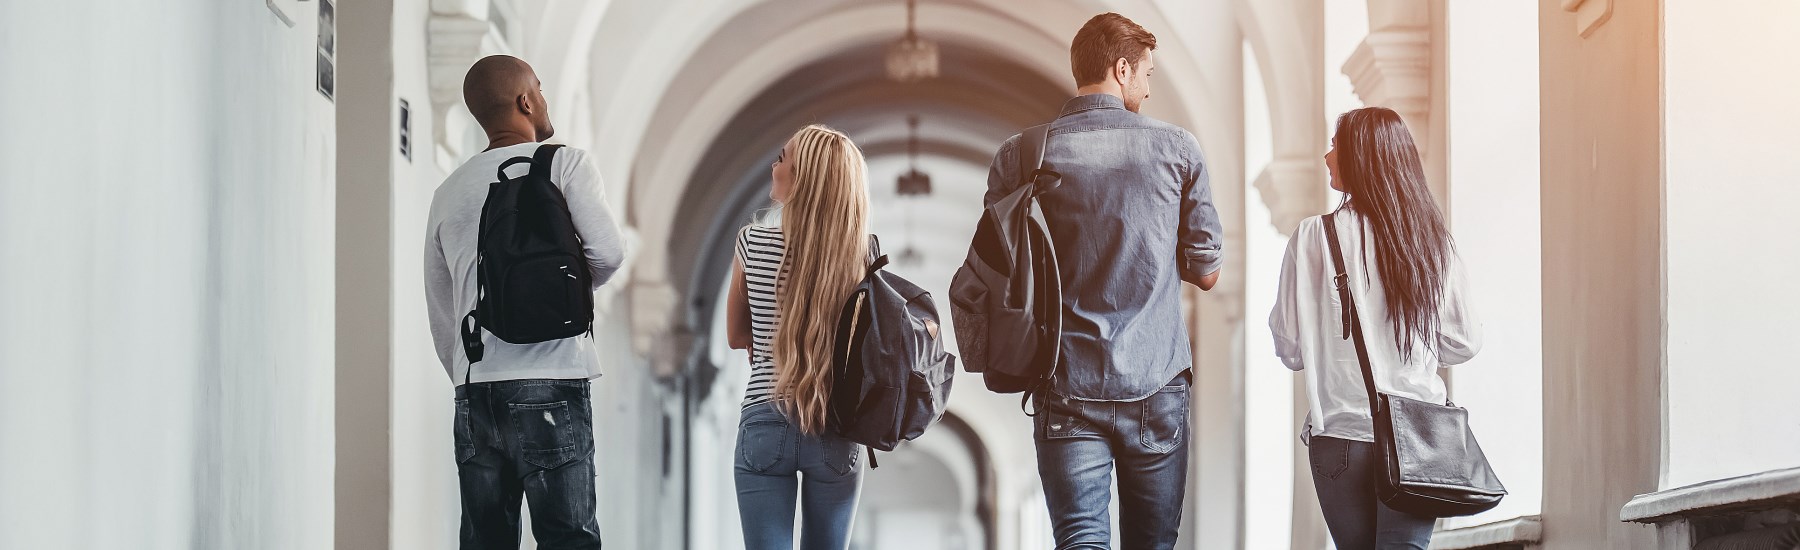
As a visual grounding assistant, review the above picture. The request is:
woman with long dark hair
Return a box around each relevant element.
[1270,107,1483,549]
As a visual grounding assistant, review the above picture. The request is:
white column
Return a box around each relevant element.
[1661,0,1800,490]
[1239,0,1329,236]
[1538,0,1662,546]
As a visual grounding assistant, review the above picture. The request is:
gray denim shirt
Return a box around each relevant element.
[984,94,1225,402]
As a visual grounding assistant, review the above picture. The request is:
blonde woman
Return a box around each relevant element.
[726,125,871,550]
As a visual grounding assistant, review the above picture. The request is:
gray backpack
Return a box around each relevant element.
[948,123,1064,398]
[829,237,957,466]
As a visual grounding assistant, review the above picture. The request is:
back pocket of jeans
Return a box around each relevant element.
[818,435,860,476]
[1139,385,1188,454]
[510,401,577,470]
[737,415,790,473]
[1308,438,1349,480]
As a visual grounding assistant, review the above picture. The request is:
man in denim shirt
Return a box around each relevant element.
[984,13,1223,549]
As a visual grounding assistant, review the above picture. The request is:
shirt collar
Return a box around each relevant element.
[1060,93,1126,117]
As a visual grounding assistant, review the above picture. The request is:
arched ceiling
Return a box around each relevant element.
[567,0,1215,291]
[666,39,1071,310]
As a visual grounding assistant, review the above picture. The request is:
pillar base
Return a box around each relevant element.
[1622,467,1800,550]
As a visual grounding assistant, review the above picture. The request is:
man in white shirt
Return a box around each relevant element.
[424,55,624,550]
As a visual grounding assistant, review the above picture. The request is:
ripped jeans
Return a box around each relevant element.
[1035,373,1192,550]
[453,379,602,549]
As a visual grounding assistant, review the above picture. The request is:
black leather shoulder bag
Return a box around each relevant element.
[1321,210,1507,518]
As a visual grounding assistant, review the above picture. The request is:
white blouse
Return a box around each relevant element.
[1269,209,1483,444]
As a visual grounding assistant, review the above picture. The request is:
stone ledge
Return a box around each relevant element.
[1432,516,1543,550]
[1623,467,1800,523]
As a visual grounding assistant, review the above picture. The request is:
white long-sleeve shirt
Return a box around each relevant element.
[425,143,626,385]
[1269,210,1482,443]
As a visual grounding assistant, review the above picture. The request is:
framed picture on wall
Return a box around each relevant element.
[316,0,335,101]
[265,0,305,27]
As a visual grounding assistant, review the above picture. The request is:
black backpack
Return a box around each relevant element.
[829,237,958,466]
[459,144,593,379]
[948,123,1064,398]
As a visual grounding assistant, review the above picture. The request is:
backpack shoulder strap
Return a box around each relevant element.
[530,143,565,184]
[1016,123,1052,188]
[866,235,888,274]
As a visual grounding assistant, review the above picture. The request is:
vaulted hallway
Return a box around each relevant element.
[3,1,1799,549]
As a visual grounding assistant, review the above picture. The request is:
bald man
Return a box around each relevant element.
[425,55,622,549]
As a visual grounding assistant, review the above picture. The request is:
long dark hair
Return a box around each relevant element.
[1333,107,1453,357]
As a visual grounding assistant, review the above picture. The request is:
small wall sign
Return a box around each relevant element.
[399,99,413,162]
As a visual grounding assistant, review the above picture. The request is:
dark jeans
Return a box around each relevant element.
[1034,374,1190,550]
[454,379,602,549]
[733,402,864,550]
[1308,436,1436,550]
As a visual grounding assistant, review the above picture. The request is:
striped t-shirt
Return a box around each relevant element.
[736,225,787,409]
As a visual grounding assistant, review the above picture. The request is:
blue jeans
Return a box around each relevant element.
[1308,436,1436,550]
[733,402,865,550]
[454,379,602,549]
[1034,373,1190,549]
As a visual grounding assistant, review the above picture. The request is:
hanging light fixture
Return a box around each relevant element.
[895,114,929,267]
[896,115,932,197]
[895,195,925,266]
[885,0,939,83]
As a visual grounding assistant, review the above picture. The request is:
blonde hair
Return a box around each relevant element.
[772,125,870,435]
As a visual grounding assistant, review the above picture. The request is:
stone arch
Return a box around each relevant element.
[602,0,1223,370]
[1233,0,1327,234]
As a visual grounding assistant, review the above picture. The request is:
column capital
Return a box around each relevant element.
[1343,26,1432,137]
[628,279,679,353]
[426,12,510,167]
[1255,157,1327,237]
[627,279,694,378]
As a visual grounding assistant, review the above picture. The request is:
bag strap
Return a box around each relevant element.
[531,143,564,184]
[1019,123,1050,181]
[866,235,887,274]
[1019,123,1067,416]
[1321,210,1383,414]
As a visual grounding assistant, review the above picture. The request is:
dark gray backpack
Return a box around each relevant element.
[948,123,1064,397]
[829,237,957,466]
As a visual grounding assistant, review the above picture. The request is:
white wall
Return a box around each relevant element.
[0,1,336,549]
[1661,0,1800,490]
[1442,0,1545,528]
[390,0,462,547]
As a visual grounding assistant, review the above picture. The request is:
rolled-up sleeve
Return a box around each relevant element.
[1270,223,1306,371]
[1177,132,1225,284]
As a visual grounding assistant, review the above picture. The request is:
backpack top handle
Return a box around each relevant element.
[496,156,532,182]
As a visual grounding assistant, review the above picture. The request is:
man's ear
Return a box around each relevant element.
[516,93,533,115]
[1114,57,1131,86]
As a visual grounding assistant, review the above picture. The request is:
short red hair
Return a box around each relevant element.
[1070,13,1158,87]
